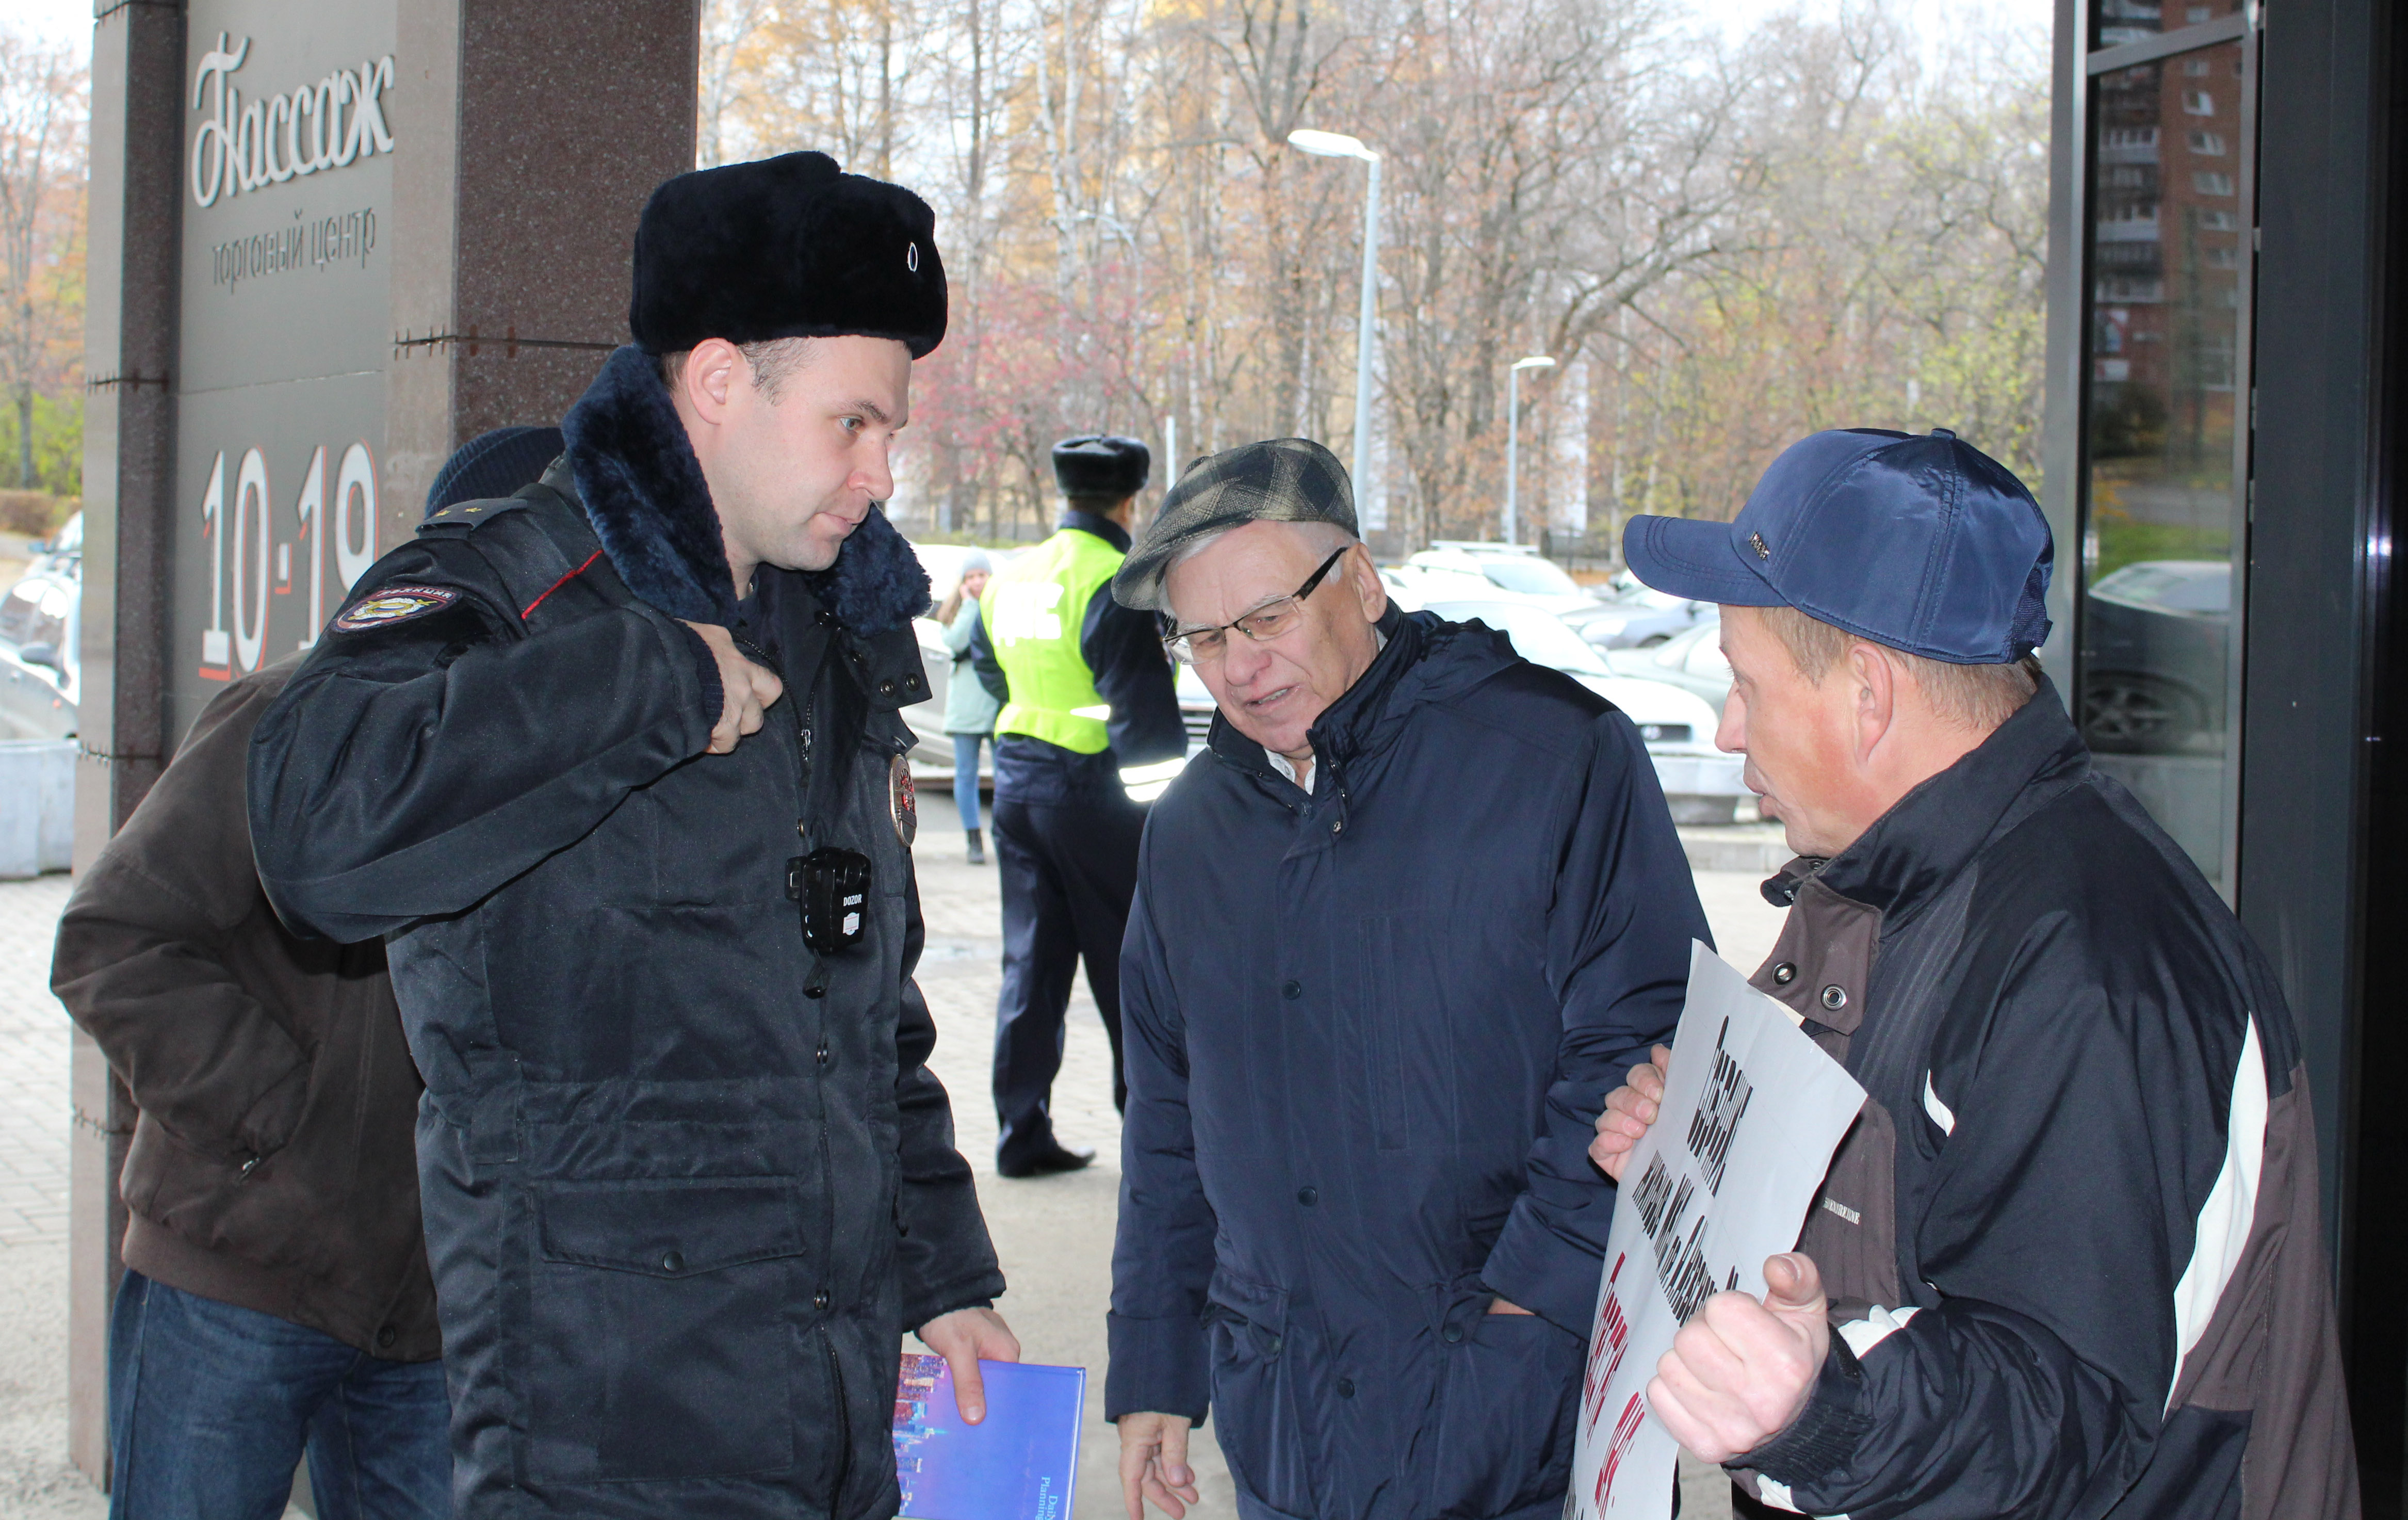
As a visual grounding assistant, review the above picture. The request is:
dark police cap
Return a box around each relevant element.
[1053,435,1151,498]
[1113,438,1355,612]
[629,150,947,359]
[1622,428,2052,664]
[424,426,564,517]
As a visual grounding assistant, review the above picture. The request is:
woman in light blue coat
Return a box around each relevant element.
[936,551,1000,862]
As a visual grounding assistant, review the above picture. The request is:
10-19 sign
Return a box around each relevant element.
[196,440,380,678]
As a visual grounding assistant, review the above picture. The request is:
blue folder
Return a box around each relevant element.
[893,1352,1085,1520]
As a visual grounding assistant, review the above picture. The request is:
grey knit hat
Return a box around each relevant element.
[1112,437,1356,611]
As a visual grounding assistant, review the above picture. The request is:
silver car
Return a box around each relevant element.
[1603,616,1731,719]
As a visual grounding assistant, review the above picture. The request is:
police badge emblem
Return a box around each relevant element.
[890,754,917,846]
[331,584,461,633]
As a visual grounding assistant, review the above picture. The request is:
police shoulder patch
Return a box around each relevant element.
[890,754,917,847]
[332,584,462,633]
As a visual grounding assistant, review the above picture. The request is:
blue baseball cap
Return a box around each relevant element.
[1622,428,2052,664]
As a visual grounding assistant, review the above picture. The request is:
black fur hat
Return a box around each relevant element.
[629,151,947,359]
[1053,435,1151,499]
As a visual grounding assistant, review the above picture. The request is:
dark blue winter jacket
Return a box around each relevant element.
[1105,609,1708,1520]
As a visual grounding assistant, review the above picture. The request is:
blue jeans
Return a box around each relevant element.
[109,1269,450,1520]
[952,732,991,832]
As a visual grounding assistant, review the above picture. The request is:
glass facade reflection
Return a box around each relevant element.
[2091,0,2242,50]
[2078,38,2249,889]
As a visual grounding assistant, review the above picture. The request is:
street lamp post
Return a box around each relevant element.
[1287,129,1382,504]
[1505,354,1555,546]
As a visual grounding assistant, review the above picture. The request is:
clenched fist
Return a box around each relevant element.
[1589,1044,1671,1182]
[681,620,785,754]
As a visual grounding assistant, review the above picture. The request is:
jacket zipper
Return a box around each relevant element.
[796,683,847,1503]
[823,1325,852,1499]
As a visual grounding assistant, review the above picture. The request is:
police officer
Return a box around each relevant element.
[247,152,1017,1519]
[971,437,1184,1177]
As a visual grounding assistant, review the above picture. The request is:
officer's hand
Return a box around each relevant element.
[917,1306,1019,1425]
[1589,1044,1672,1181]
[1649,1252,1830,1464]
[680,620,784,754]
[1118,1412,1199,1519]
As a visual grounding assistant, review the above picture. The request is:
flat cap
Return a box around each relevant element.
[1113,437,1355,612]
[1053,435,1151,498]
[630,151,947,359]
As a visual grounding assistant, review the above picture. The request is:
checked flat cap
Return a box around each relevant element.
[1113,438,1355,611]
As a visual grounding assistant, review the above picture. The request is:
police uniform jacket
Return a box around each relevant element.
[1107,609,1707,1520]
[967,511,1185,804]
[248,345,1003,1520]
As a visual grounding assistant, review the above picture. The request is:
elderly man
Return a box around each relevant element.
[1105,438,1707,1520]
[1590,428,2359,1517]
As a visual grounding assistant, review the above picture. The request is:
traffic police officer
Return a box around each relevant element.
[971,436,1185,1176]
[247,152,1017,1518]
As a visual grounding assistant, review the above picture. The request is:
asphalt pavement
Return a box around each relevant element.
[0,820,1788,1519]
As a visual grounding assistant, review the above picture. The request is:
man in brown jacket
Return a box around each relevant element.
[50,428,561,1520]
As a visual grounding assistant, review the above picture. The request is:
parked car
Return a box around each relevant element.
[1406,542,1604,617]
[2080,559,2231,754]
[28,510,80,579]
[1574,581,1716,650]
[1382,561,1615,634]
[0,569,77,740]
[1419,597,1751,822]
[1603,616,1730,718]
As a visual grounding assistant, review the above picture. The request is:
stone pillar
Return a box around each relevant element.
[70,0,186,1484]
[388,0,699,517]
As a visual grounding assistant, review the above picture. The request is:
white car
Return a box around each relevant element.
[1419,597,1751,823]
[0,569,77,741]
[1406,542,1601,616]
[28,510,80,580]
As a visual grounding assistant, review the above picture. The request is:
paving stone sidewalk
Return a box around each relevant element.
[0,872,104,1519]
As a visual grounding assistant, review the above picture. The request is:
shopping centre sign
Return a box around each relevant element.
[189,32,395,208]
[170,3,399,729]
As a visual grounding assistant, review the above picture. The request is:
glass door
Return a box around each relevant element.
[2076,8,2255,895]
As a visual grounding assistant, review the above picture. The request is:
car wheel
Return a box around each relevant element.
[2081,672,2204,754]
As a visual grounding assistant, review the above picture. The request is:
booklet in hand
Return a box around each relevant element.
[893,1352,1085,1520]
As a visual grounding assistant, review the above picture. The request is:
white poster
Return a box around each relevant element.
[1566,942,1867,1519]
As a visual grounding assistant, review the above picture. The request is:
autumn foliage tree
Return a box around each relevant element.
[0,30,86,500]
[701,0,2047,553]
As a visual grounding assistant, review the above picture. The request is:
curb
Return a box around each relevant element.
[1678,824,1791,875]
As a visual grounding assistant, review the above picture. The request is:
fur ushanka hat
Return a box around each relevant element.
[628,151,947,359]
[1052,435,1152,500]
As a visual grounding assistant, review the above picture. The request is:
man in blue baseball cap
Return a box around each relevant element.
[1589,429,2359,1517]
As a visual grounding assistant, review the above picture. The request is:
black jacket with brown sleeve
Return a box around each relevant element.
[52,657,436,1361]
[1728,681,2356,1520]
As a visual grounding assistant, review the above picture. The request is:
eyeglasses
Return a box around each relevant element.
[1162,546,1351,666]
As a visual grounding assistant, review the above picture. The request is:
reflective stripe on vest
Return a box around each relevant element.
[981,528,1126,753]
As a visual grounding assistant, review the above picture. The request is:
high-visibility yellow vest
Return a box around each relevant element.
[980,527,1126,753]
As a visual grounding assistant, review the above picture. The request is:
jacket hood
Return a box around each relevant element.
[1205,608,1527,788]
[1779,674,2091,922]
[560,344,930,635]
